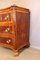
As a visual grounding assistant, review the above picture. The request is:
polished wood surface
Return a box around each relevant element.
[0,5,30,56]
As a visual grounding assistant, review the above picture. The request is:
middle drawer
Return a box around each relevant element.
[0,26,12,33]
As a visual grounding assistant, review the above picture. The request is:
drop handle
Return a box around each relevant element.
[4,15,9,20]
[6,40,11,44]
[5,28,10,32]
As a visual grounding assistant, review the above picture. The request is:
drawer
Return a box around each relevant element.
[0,38,13,45]
[0,26,12,33]
[0,13,11,22]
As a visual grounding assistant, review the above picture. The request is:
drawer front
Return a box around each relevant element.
[0,13,11,22]
[0,26,12,33]
[0,37,13,45]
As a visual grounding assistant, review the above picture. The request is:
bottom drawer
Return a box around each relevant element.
[0,37,13,45]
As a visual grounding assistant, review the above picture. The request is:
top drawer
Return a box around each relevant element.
[0,13,11,22]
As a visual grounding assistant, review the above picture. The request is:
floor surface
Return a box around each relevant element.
[0,47,40,60]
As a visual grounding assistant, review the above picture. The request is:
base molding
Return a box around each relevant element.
[30,45,40,50]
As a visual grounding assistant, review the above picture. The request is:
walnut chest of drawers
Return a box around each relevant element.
[0,5,30,56]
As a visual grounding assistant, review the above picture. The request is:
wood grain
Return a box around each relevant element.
[0,5,30,56]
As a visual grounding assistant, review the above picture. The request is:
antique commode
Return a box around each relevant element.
[0,5,30,56]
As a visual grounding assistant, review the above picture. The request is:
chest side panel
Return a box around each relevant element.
[16,10,30,48]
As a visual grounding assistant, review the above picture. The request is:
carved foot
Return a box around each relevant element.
[13,50,19,56]
[25,45,29,48]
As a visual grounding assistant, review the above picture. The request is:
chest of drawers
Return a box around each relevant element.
[0,5,30,56]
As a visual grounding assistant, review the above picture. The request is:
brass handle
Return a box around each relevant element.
[5,28,10,32]
[6,40,11,43]
[4,15,9,20]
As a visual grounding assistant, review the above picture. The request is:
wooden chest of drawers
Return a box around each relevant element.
[0,5,30,56]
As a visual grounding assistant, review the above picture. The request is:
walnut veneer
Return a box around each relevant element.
[0,5,30,56]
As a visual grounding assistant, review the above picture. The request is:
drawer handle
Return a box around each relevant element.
[6,40,11,43]
[5,15,9,20]
[5,28,10,32]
